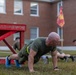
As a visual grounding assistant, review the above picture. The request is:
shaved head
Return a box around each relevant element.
[48,32,60,41]
[46,32,60,46]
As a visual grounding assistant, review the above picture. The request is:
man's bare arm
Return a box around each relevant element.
[28,49,37,72]
[51,50,59,70]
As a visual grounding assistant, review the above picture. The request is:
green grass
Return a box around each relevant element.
[0,50,76,75]
[63,50,76,55]
[0,50,19,57]
[0,50,76,57]
[0,60,76,75]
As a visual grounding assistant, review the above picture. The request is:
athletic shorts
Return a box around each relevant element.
[18,45,41,64]
[18,45,28,64]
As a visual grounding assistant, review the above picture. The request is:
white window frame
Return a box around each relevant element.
[30,27,39,40]
[0,0,6,14]
[57,0,63,16]
[14,0,23,15]
[30,2,39,17]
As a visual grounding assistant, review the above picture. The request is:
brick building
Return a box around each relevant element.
[0,0,76,50]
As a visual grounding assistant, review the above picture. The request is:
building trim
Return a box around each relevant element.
[27,0,60,3]
[0,46,76,50]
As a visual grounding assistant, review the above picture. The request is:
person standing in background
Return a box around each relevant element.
[13,37,20,51]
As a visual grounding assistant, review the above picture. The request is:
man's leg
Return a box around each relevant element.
[5,54,20,67]
[9,54,21,67]
[41,55,49,64]
[62,55,75,62]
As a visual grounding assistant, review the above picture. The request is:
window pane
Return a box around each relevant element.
[30,2,38,16]
[0,0,5,13]
[14,9,21,13]
[0,7,4,13]
[57,1,63,16]
[59,28,61,38]
[57,27,62,39]
[31,10,37,14]
[13,32,20,40]
[30,28,38,39]
[0,0,4,6]
[14,0,23,14]
[31,4,37,9]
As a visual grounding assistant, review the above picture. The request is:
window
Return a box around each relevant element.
[0,0,6,13]
[57,27,61,39]
[30,27,39,40]
[13,32,20,40]
[57,27,63,41]
[14,0,23,15]
[57,1,63,16]
[30,2,39,16]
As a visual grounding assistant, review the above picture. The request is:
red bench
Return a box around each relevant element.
[0,23,26,64]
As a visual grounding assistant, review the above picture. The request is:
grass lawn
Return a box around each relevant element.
[0,50,76,75]
[0,50,19,57]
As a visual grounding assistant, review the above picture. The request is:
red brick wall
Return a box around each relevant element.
[0,0,52,46]
[0,0,76,46]
[49,0,76,46]
[62,0,76,46]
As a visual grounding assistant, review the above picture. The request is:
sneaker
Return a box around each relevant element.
[70,56,75,62]
[65,57,69,62]
[14,60,21,68]
[64,56,68,62]
[46,56,49,64]
[5,56,11,67]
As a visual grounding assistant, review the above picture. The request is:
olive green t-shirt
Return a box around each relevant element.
[28,37,56,57]
[18,37,56,64]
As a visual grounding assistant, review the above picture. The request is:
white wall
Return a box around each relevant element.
[57,46,76,51]
[0,46,10,50]
[0,46,76,50]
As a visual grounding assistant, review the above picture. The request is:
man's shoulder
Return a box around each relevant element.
[33,37,46,45]
[35,37,47,40]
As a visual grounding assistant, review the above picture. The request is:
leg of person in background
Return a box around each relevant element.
[57,52,75,62]
[41,55,49,64]
[68,55,75,62]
